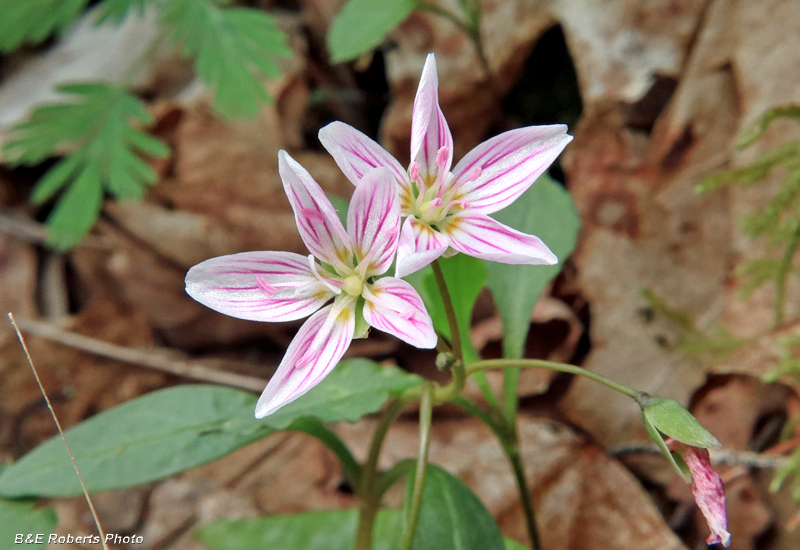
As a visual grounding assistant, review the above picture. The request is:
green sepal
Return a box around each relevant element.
[639,395,722,449]
[641,412,692,483]
[353,296,370,339]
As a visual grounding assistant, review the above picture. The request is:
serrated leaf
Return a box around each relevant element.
[486,174,580,359]
[263,359,421,429]
[0,499,57,548]
[196,509,403,550]
[0,385,269,497]
[3,83,170,249]
[0,0,87,52]
[640,396,721,449]
[404,464,505,550]
[328,0,417,62]
[160,0,290,119]
[95,0,155,23]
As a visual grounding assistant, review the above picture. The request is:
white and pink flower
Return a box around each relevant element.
[185,151,436,418]
[319,53,573,277]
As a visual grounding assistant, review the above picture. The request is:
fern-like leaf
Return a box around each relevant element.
[160,0,290,118]
[0,0,88,52]
[95,0,156,23]
[3,83,170,249]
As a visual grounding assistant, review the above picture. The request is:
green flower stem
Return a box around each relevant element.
[401,383,434,550]
[431,260,467,403]
[503,437,542,550]
[502,367,522,425]
[355,399,406,550]
[376,459,416,497]
[467,359,641,399]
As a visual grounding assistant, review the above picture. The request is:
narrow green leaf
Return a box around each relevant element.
[0,386,270,497]
[0,499,57,548]
[263,359,421,430]
[486,174,580,359]
[44,161,103,250]
[196,509,403,550]
[404,464,505,550]
[640,395,722,450]
[328,0,417,62]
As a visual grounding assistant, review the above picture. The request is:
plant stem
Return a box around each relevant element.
[431,260,466,403]
[467,359,641,399]
[502,367,521,425]
[775,219,800,328]
[290,417,362,488]
[401,384,434,550]
[503,437,542,550]
[355,399,406,550]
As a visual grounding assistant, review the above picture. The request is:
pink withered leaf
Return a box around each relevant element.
[185,151,436,418]
[319,52,573,276]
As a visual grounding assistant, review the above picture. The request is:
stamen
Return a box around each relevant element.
[429,198,442,208]
[436,147,450,170]
[439,198,471,219]
[308,254,343,295]
[409,162,421,183]
[469,166,482,181]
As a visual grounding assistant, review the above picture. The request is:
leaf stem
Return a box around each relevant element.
[401,383,433,550]
[355,399,406,550]
[467,359,641,399]
[503,437,542,550]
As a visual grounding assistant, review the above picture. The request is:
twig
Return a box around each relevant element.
[609,442,790,469]
[12,316,269,393]
[9,313,110,550]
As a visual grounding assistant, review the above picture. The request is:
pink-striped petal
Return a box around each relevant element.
[363,277,436,349]
[185,251,333,323]
[318,122,409,191]
[444,211,558,265]
[451,125,573,214]
[279,150,353,271]
[410,53,453,181]
[347,167,401,276]
[255,298,356,418]
[395,216,449,278]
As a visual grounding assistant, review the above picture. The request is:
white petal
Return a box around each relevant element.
[279,150,353,271]
[444,211,558,265]
[395,216,449,278]
[363,278,436,348]
[318,121,409,190]
[185,251,333,322]
[347,168,401,276]
[410,53,453,181]
[451,125,572,214]
[255,299,356,418]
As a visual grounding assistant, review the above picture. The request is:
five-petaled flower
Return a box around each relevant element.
[319,53,573,277]
[666,438,731,547]
[185,151,436,418]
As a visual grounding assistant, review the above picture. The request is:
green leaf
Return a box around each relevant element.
[0,385,269,497]
[504,539,529,550]
[0,499,57,548]
[404,464,505,550]
[486,174,581,359]
[263,359,421,429]
[160,0,290,118]
[640,395,722,449]
[326,193,350,227]
[196,508,403,550]
[95,0,155,23]
[641,412,691,483]
[407,255,487,364]
[0,0,88,52]
[328,0,417,62]
[3,83,170,249]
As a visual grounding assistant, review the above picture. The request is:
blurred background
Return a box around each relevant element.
[1,0,799,549]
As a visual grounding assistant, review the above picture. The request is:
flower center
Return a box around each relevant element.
[342,274,364,297]
[405,148,473,229]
